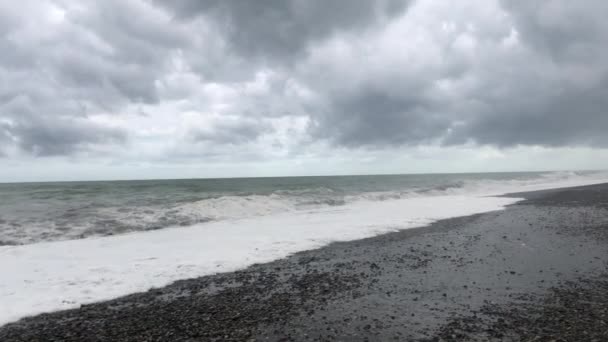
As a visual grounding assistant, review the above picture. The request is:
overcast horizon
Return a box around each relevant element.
[3,169,604,185]
[1,0,608,182]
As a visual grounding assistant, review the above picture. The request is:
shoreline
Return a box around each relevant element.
[2,183,608,341]
[0,193,518,325]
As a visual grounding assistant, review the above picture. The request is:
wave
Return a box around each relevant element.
[1,171,607,246]
[1,192,520,326]
[2,170,608,324]
[146,170,608,225]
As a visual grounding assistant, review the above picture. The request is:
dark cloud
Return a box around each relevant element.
[3,115,126,156]
[56,0,189,104]
[1,0,608,163]
[308,0,608,149]
[444,0,608,147]
[312,88,449,147]
[447,78,608,148]
[0,122,11,156]
[0,1,182,107]
[500,1,608,63]
[189,118,271,144]
[0,0,187,155]
[153,0,411,62]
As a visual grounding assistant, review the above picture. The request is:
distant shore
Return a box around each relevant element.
[2,183,608,341]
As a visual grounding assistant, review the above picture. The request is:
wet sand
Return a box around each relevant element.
[1,184,608,341]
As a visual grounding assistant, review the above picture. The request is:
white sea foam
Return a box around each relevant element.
[177,194,295,220]
[1,173,607,326]
[173,171,608,220]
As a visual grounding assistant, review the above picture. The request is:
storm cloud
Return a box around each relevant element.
[449,0,608,147]
[188,116,272,145]
[0,0,607,166]
[154,0,411,62]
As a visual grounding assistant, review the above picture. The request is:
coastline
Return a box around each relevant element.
[2,183,608,341]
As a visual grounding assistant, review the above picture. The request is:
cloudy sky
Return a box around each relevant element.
[1,0,607,182]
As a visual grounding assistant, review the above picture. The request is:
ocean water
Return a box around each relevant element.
[1,170,608,325]
[1,171,606,246]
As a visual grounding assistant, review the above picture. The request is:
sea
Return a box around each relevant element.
[1,170,607,325]
[3,170,608,246]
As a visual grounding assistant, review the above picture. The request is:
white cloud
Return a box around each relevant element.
[0,0,607,181]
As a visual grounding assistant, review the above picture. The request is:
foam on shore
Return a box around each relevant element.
[1,175,607,326]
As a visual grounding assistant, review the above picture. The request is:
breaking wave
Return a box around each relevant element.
[1,170,607,245]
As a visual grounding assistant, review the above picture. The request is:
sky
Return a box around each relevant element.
[1,0,608,182]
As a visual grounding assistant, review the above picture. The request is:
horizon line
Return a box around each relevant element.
[1,169,604,185]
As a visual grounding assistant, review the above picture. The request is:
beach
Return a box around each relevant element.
[1,183,607,341]
[3,0,607,340]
